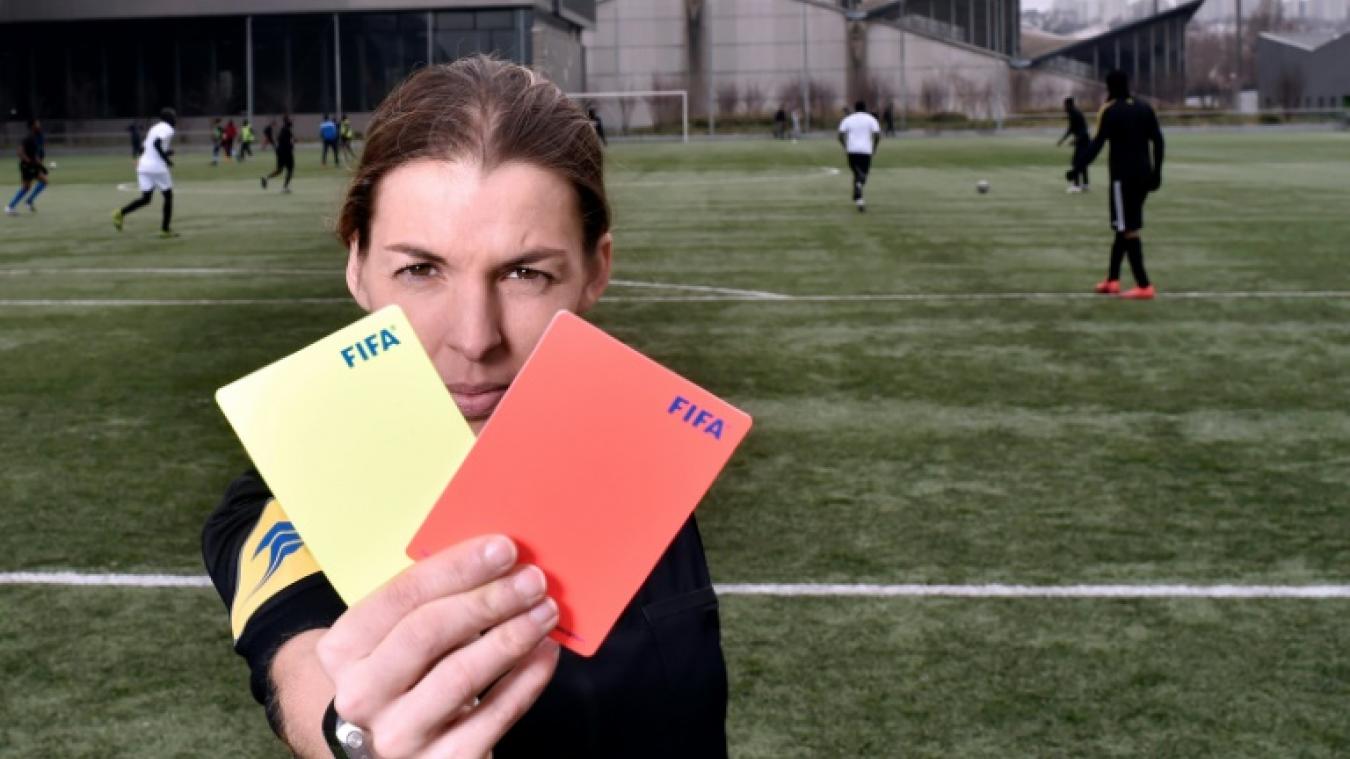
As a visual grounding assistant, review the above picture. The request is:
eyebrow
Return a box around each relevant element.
[384,243,448,265]
[383,243,571,270]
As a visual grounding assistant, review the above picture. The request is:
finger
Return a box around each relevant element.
[420,638,561,759]
[332,564,548,725]
[317,535,518,673]
[368,598,558,757]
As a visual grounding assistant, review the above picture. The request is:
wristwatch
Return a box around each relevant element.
[323,699,375,758]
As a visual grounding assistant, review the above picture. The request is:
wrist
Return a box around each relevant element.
[323,699,375,758]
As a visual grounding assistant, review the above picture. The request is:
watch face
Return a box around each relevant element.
[335,720,373,758]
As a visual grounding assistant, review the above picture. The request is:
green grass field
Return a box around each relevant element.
[2,130,1349,757]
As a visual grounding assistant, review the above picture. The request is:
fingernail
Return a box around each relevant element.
[513,565,546,600]
[482,536,514,569]
[529,598,558,627]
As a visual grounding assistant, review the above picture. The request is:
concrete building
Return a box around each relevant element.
[0,0,593,138]
[1025,0,1204,103]
[1256,29,1350,109]
[584,0,1057,130]
[582,0,1202,131]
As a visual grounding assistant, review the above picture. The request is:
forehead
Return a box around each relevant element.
[369,159,582,249]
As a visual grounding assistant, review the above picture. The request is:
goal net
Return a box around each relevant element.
[566,90,689,142]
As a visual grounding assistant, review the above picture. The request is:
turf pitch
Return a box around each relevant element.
[1,130,1348,756]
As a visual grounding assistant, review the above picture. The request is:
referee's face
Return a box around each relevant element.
[346,158,612,432]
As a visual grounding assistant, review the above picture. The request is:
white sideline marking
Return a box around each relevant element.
[0,267,336,276]
[0,270,788,299]
[2,287,1350,305]
[610,278,789,299]
[0,298,350,306]
[0,572,212,588]
[4,291,1350,307]
[718,583,1350,599]
[609,166,841,187]
[2,572,1349,598]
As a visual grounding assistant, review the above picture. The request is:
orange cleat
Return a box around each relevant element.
[1094,279,1120,295]
[1119,285,1156,300]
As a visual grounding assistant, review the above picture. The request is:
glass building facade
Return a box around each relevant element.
[0,9,536,121]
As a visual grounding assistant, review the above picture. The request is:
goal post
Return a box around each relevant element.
[565,90,689,143]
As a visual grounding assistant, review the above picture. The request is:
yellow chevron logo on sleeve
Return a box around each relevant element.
[231,499,321,640]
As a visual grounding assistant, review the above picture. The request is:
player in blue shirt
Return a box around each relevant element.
[320,114,340,167]
[6,120,48,215]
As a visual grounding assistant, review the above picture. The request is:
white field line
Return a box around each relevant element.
[609,278,789,299]
[110,168,845,195]
[0,270,787,300]
[5,290,1350,308]
[2,572,1349,598]
[0,267,336,276]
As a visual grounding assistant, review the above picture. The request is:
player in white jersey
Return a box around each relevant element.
[112,107,178,237]
[837,101,881,212]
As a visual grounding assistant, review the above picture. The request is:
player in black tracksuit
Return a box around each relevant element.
[1057,97,1090,191]
[202,470,729,757]
[1075,70,1164,299]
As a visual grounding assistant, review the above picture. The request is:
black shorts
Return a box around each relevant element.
[19,161,42,182]
[1109,179,1148,232]
[276,151,295,171]
[847,153,872,183]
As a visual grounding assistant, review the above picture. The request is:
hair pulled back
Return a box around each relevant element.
[337,55,609,254]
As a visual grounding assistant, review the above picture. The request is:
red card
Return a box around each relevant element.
[407,311,751,656]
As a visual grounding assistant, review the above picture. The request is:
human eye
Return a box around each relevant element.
[501,266,556,294]
[395,262,438,280]
[504,266,549,282]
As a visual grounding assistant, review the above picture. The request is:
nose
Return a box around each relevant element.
[442,281,504,362]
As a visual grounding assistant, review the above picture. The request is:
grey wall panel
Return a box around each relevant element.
[0,0,527,23]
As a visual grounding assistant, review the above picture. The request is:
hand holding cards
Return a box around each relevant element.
[217,307,751,655]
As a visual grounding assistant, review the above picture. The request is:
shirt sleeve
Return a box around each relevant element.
[202,470,347,709]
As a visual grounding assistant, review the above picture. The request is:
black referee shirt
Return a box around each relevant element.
[1080,97,1165,184]
[202,469,729,758]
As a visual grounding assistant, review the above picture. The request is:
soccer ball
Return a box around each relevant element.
[976,180,990,194]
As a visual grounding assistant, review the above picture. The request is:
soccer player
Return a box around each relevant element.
[838,100,881,212]
[5,119,48,215]
[262,118,276,151]
[222,119,238,161]
[319,113,340,167]
[112,107,178,237]
[238,119,255,162]
[260,115,295,193]
[1057,97,1090,192]
[588,107,607,147]
[339,114,356,161]
[210,117,223,166]
[1075,70,1164,300]
[127,121,143,159]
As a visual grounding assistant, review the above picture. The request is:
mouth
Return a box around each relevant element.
[447,383,510,422]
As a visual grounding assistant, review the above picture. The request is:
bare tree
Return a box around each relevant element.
[649,75,687,129]
[808,79,838,125]
[742,82,766,117]
[951,75,979,115]
[715,81,740,118]
[919,79,948,115]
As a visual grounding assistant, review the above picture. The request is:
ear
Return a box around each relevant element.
[577,232,612,314]
[345,238,371,311]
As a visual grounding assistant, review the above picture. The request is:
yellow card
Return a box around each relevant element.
[215,305,474,604]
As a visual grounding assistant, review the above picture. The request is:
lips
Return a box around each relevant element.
[447,383,509,421]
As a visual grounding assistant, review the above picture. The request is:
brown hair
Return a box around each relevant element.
[337,55,609,254]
